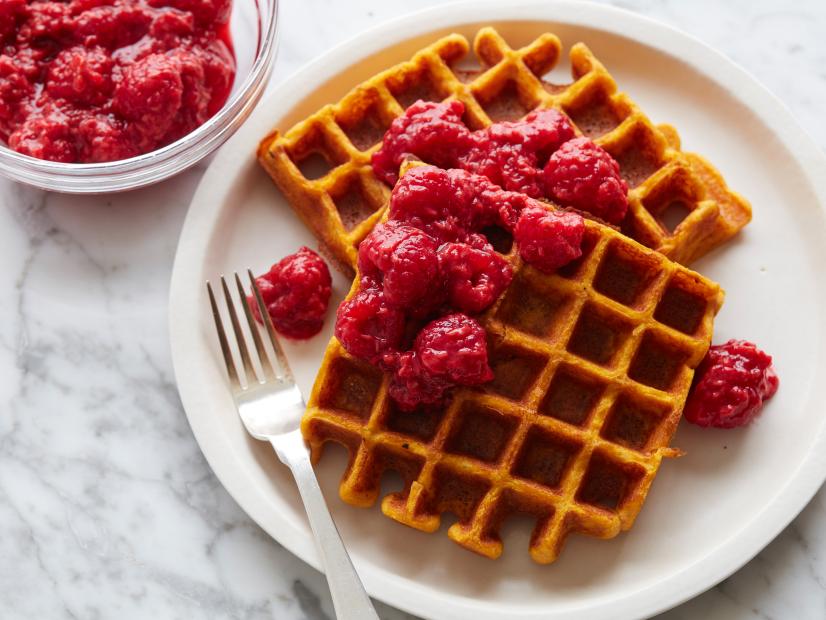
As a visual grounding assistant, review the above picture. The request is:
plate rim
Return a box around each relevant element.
[169,2,826,619]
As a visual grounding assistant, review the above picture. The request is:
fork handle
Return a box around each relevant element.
[272,431,379,620]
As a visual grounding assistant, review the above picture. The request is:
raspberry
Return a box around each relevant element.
[358,221,441,310]
[388,165,472,243]
[46,46,114,106]
[161,49,210,142]
[437,242,512,314]
[414,314,493,385]
[148,9,196,48]
[0,55,33,138]
[113,53,183,137]
[18,1,72,42]
[72,4,153,48]
[148,0,232,27]
[372,100,474,185]
[0,0,235,163]
[684,340,779,429]
[249,247,332,340]
[0,0,25,43]
[197,38,235,115]
[335,288,405,365]
[514,204,584,273]
[544,137,629,224]
[9,105,77,162]
[388,351,451,411]
[463,108,575,198]
[76,113,140,162]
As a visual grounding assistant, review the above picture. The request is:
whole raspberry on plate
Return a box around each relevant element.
[250,247,332,340]
[544,136,629,224]
[684,340,779,429]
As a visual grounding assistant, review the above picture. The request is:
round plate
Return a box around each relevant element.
[169,2,826,618]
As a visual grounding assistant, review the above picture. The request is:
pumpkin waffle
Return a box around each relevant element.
[302,166,724,563]
[258,27,750,275]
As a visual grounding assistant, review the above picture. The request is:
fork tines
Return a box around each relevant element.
[206,271,291,388]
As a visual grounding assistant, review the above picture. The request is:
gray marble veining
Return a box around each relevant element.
[1,1,825,618]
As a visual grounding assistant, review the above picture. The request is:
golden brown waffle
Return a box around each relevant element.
[302,165,724,563]
[259,27,751,274]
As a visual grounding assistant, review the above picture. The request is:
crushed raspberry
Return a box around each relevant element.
[249,247,332,340]
[335,288,405,366]
[515,205,585,273]
[113,53,183,135]
[371,100,474,185]
[414,314,493,385]
[388,351,451,411]
[0,0,235,163]
[684,340,779,429]
[149,0,232,28]
[544,137,629,224]
[72,4,154,49]
[463,108,575,198]
[18,1,72,42]
[0,0,25,44]
[75,114,139,162]
[438,242,512,314]
[46,46,115,107]
[9,105,77,163]
[358,222,441,310]
[0,55,33,137]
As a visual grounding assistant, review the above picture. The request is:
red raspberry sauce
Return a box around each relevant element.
[336,165,585,410]
[684,340,779,429]
[0,0,236,163]
[250,247,332,340]
[372,100,628,224]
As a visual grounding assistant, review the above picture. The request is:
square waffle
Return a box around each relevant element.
[258,27,751,275]
[302,167,724,563]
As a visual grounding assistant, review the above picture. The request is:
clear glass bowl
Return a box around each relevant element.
[0,0,279,194]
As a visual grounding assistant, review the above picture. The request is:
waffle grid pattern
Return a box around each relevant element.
[303,212,723,563]
[259,27,751,274]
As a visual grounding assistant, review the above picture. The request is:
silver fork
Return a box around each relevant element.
[207,271,379,620]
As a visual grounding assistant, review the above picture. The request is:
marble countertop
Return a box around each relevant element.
[2,1,825,618]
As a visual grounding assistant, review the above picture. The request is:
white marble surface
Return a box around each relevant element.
[1,0,825,618]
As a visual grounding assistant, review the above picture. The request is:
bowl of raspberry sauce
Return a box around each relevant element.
[0,0,278,193]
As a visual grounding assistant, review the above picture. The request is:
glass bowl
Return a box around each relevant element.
[0,0,279,194]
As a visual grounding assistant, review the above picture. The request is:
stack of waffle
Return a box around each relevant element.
[257,27,744,562]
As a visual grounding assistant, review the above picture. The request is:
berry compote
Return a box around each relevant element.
[372,100,629,224]
[335,164,585,410]
[0,0,236,163]
[684,340,779,429]
[250,247,332,340]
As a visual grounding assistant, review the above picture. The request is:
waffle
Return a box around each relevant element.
[302,165,724,563]
[259,27,751,275]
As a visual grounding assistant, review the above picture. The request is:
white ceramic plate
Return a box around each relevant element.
[169,2,826,618]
